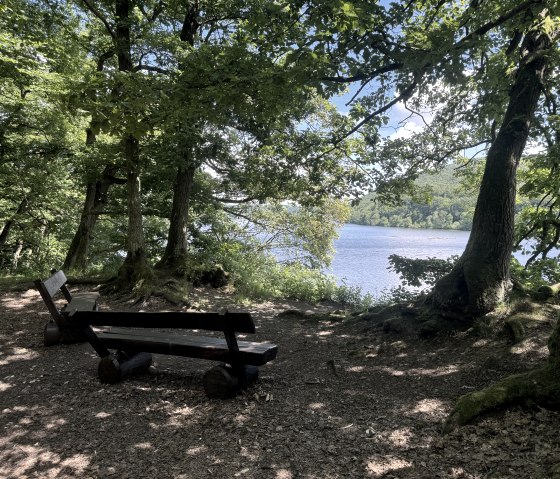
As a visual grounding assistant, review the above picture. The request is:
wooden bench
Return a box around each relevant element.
[35,270,277,398]
[66,310,277,397]
[35,269,100,346]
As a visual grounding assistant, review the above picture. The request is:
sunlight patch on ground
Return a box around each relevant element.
[510,338,548,358]
[186,445,208,456]
[172,405,195,417]
[240,446,259,461]
[0,381,13,392]
[0,435,90,479]
[378,366,405,377]
[275,469,293,479]
[346,365,365,373]
[0,347,40,366]
[366,455,413,477]
[472,339,490,347]
[386,428,413,447]
[234,413,250,425]
[133,442,154,450]
[410,398,447,419]
[448,467,480,478]
[407,365,460,377]
[94,412,112,419]
[45,418,66,430]
[235,467,251,476]
[0,290,39,310]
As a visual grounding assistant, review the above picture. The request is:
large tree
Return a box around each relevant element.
[295,0,559,320]
[429,27,552,317]
[74,0,168,287]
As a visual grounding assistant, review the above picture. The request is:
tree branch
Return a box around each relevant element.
[132,64,170,74]
[322,62,403,83]
[211,196,256,204]
[452,0,543,53]
[81,0,116,39]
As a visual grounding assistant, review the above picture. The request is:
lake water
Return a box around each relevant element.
[327,224,471,297]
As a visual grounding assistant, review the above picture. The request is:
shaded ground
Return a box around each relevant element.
[1,286,559,479]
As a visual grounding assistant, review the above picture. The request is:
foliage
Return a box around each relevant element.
[511,258,560,291]
[388,254,459,289]
[515,150,560,265]
[0,0,87,274]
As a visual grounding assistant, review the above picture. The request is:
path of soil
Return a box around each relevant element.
[1,286,559,478]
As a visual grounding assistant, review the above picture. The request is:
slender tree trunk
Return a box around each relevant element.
[63,164,123,272]
[63,48,118,273]
[11,239,23,271]
[157,162,196,270]
[429,30,551,318]
[0,197,27,246]
[118,134,148,280]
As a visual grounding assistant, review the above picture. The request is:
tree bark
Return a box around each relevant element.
[11,239,24,271]
[429,29,551,318]
[63,48,117,273]
[113,0,149,285]
[62,165,123,272]
[0,197,28,247]
[155,3,200,273]
[156,162,196,270]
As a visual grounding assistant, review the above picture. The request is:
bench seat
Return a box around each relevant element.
[96,327,278,366]
[62,293,100,314]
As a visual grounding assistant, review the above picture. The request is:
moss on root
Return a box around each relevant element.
[443,368,553,433]
[444,314,560,433]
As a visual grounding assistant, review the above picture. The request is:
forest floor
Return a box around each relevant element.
[1,285,559,479]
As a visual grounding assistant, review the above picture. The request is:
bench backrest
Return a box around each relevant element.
[34,270,72,322]
[68,310,256,334]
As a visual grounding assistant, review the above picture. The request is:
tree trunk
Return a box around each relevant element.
[113,0,149,286]
[155,4,200,273]
[0,197,28,246]
[117,135,149,283]
[62,165,123,272]
[429,29,551,319]
[11,238,24,271]
[156,162,196,271]
[63,48,118,273]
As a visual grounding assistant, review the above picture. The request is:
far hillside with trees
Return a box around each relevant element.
[349,163,477,230]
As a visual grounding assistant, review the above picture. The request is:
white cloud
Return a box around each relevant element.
[387,120,424,140]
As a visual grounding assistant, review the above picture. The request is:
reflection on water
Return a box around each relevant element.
[327,224,469,297]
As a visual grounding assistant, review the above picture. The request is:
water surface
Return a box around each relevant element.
[328,224,470,297]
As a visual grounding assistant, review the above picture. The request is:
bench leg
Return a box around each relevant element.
[203,364,259,399]
[98,351,153,384]
[203,365,238,399]
[44,322,63,346]
[43,322,87,346]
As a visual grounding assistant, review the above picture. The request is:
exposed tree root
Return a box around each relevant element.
[443,365,560,433]
[444,315,560,432]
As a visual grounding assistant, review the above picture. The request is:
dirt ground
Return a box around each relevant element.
[1,285,559,479]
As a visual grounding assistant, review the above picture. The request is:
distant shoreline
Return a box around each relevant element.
[344,222,471,232]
